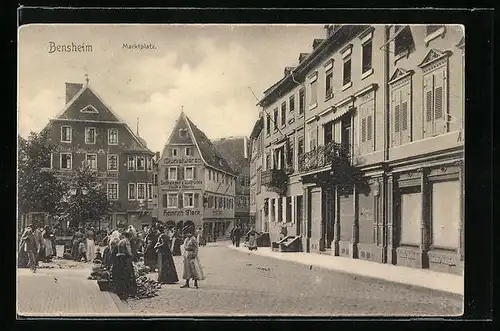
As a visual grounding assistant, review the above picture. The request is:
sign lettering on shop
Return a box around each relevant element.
[163,209,201,217]
[164,157,202,165]
[160,180,203,189]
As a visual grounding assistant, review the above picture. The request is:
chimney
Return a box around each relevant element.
[283,66,295,78]
[65,83,83,104]
[312,39,325,49]
[298,53,309,64]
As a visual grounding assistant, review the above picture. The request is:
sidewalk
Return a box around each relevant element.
[227,245,464,295]
[17,266,134,317]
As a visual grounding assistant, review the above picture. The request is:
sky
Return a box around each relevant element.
[18,24,326,153]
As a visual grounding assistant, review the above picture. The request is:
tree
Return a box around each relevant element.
[60,164,111,230]
[18,131,66,221]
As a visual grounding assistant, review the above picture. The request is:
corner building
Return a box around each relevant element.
[253,24,464,274]
[40,82,154,231]
[156,112,237,239]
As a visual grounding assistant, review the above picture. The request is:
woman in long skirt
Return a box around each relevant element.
[154,233,179,284]
[246,228,258,251]
[42,226,54,261]
[85,228,96,262]
[111,232,137,300]
[143,227,159,271]
[180,227,204,289]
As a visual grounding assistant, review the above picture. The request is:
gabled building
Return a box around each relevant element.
[213,136,251,230]
[156,112,237,240]
[41,81,155,231]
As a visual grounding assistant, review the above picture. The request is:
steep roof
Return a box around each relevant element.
[164,112,236,176]
[213,137,249,174]
[50,82,152,154]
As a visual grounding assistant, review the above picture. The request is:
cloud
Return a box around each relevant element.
[18,89,61,137]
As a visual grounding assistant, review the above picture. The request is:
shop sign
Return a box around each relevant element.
[163,209,202,217]
[164,157,202,165]
[160,180,203,189]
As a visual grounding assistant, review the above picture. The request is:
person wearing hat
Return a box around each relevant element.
[19,225,37,272]
[180,225,204,289]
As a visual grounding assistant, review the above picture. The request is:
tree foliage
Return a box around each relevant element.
[60,164,111,230]
[18,131,66,216]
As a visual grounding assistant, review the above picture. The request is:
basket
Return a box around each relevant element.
[97,280,113,292]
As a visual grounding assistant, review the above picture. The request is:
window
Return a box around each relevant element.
[107,183,118,201]
[147,183,153,200]
[277,197,283,222]
[166,193,178,208]
[281,102,286,126]
[286,196,292,223]
[137,156,145,171]
[41,153,52,169]
[168,167,178,180]
[137,183,146,200]
[273,108,279,130]
[343,56,352,86]
[61,126,72,143]
[324,121,333,144]
[108,128,118,145]
[179,129,188,138]
[127,156,136,170]
[85,127,96,144]
[184,193,195,208]
[153,174,158,185]
[400,187,422,246]
[128,183,136,200]
[170,148,178,157]
[185,147,193,156]
[392,85,411,146]
[265,153,271,170]
[60,153,72,170]
[362,40,373,74]
[107,154,118,171]
[431,180,460,249]
[394,25,413,57]
[297,136,304,169]
[298,88,305,115]
[146,156,152,171]
[325,70,333,99]
[85,153,97,170]
[310,79,318,106]
[424,68,447,138]
[308,126,317,151]
[185,166,194,180]
[266,114,271,135]
[360,102,375,154]
[289,95,295,113]
[286,140,294,168]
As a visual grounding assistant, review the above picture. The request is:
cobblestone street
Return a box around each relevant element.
[126,243,463,316]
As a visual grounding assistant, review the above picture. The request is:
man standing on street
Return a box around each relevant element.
[20,225,37,273]
[233,226,242,248]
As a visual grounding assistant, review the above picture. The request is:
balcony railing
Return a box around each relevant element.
[298,141,351,173]
[261,168,289,195]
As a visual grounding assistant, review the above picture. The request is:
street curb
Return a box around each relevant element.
[226,245,463,296]
[108,292,136,315]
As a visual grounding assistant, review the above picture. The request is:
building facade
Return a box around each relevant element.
[41,81,155,231]
[249,118,264,232]
[213,137,251,231]
[252,24,464,274]
[155,112,237,239]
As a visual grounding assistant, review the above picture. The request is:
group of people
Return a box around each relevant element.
[99,224,204,299]
[230,225,259,251]
[18,224,56,272]
[70,227,98,263]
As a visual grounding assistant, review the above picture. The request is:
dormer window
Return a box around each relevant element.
[80,105,99,113]
[179,129,188,138]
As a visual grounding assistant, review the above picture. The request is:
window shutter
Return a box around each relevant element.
[194,193,199,208]
[178,194,183,208]
[401,101,408,131]
[423,74,434,137]
[367,115,373,141]
[433,69,447,134]
[162,194,168,208]
[394,105,400,133]
[178,167,184,180]
[361,117,367,143]
[193,167,197,180]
